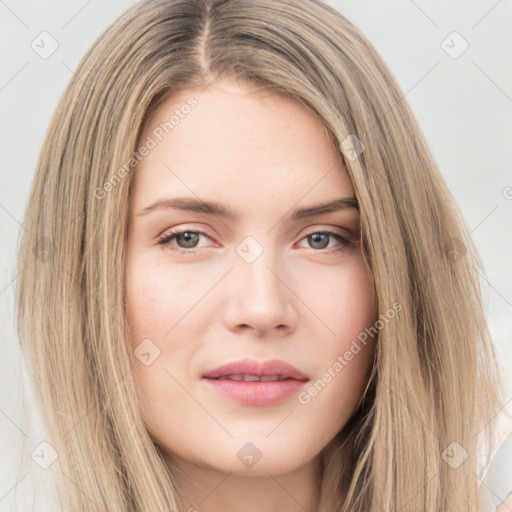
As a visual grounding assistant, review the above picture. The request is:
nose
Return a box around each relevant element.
[223,249,298,337]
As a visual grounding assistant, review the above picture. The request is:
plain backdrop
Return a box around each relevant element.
[1,0,511,510]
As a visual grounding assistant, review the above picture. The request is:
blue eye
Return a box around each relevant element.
[156,228,353,255]
[158,230,207,250]
[156,229,212,255]
[301,231,352,252]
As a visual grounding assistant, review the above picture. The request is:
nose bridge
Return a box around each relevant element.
[225,233,295,334]
[235,234,286,301]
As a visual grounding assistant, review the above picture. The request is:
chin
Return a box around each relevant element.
[192,437,317,476]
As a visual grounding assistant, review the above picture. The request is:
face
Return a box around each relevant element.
[125,77,377,477]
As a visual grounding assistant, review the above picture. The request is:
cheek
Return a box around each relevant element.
[125,255,208,430]
[305,256,376,342]
[125,286,184,443]
[326,257,377,368]
[125,256,199,345]
[294,257,376,426]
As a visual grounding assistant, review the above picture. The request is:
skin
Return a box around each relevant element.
[125,77,377,512]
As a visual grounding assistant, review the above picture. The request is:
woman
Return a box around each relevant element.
[15,0,509,510]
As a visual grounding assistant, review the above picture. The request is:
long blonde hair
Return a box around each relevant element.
[15,0,506,510]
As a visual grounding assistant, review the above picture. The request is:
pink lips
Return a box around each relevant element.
[202,358,309,406]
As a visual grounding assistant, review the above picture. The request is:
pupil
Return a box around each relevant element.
[309,233,328,249]
[178,232,198,248]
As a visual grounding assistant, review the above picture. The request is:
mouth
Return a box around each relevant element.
[206,374,293,382]
[202,358,309,381]
[201,359,309,406]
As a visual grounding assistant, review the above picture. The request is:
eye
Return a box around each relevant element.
[157,228,213,254]
[297,230,353,254]
[156,227,354,255]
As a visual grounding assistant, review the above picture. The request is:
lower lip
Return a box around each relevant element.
[202,377,308,406]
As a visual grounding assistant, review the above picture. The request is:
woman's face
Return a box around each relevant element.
[125,78,377,477]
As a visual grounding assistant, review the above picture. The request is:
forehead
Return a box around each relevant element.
[132,79,353,214]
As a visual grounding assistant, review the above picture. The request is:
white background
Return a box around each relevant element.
[1,0,511,510]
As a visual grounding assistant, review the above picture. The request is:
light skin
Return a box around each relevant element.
[125,77,377,512]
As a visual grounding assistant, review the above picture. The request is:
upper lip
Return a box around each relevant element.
[202,358,309,381]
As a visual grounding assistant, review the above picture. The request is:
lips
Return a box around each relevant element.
[214,374,287,381]
[202,358,309,406]
[202,358,309,381]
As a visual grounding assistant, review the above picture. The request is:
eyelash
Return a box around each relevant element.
[156,227,354,255]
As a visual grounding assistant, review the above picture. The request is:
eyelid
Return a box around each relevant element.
[158,223,214,239]
[301,224,353,238]
[158,223,352,241]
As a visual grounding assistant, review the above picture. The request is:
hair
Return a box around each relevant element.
[15,0,507,510]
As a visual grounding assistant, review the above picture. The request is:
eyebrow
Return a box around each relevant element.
[137,196,359,220]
